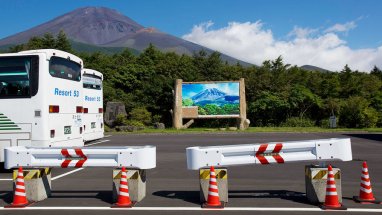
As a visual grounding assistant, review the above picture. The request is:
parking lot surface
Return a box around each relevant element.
[0,132,381,214]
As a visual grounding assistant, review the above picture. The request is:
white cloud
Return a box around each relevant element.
[288,26,318,38]
[325,21,356,33]
[202,83,239,95]
[182,21,382,72]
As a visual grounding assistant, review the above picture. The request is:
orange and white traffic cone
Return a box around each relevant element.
[353,161,381,204]
[202,166,224,208]
[5,167,34,208]
[112,166,134,208]
[320,165,346,210]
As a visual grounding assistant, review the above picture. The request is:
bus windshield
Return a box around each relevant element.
[49,56,81,81]
[0,57,33,98]
[83,74,102,90]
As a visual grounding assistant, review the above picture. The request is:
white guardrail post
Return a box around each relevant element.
[186,138,352,170]
[4,146,156,169]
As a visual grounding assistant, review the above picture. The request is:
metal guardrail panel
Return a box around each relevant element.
[186,138,352,170]
[4,146,156,169]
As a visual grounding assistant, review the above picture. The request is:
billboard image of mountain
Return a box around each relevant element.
[182,82,240,116]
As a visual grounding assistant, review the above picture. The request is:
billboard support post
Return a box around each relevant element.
[238,78,247,130]
[173,79,183,129]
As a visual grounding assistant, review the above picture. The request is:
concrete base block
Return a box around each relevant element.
[113,169,146,203]
[305,165,342,204]
[13,168,51,202]
[199,168,228,203]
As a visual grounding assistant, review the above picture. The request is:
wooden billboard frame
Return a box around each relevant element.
[172,78,247,130]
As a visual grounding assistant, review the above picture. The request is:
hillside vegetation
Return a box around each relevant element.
[5,32,382,128]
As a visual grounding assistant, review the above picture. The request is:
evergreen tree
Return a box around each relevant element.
[55,30,72,52]
[370,65,382,80]
[42,33,56,48]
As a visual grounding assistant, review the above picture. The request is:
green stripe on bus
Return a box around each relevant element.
[0,123,17,126]
[0,122,15,125]
[0,116,7,119]
[0,119,11,122]
[0,128,21,130]
[0,125,18,127]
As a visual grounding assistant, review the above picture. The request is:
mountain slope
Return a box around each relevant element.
[0,7,250,65]
[300,65,330,72]
[191,88,227,103]
[0,7,143,46]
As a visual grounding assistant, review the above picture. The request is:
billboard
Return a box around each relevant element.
[182,82,240,116]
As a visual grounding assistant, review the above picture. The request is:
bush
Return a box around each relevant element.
[362,107,379,128]
[124,120,145,127]
[129,107,152,125]
[104,124,112,132]
[319,119,330,128]
[280,117,315,127]
[114,114,126,126]
[152,115,162,123]
[339,96,380,128]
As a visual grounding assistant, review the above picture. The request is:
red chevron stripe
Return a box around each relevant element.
[256,144,269,164]
[74,148,88,168]
[272,143,285,163]
[61,149,72,168]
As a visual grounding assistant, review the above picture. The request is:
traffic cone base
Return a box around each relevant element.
[319,203,347,210]
[4,201,35,208]
[111,201,136,208]
[353,196,381,204]
[202,201,225,209]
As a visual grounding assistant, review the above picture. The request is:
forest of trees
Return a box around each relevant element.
[4,32,382,128]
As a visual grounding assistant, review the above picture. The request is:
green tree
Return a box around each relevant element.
[182,98,194,106]
[203,104,220,115]
[55,30,72,52]
[129,107,152,125]
[26,36,44,49]
[42,33,56,48]
[249,91,289,126]
[370,65,382,80]
[339,96,379,128]
[288,85,322,119]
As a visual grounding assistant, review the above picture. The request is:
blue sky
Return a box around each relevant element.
[182,83,239,99]
[0,0,381,71]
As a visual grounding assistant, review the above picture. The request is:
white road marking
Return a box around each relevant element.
[0,179,12,181]
[85,139,110,146]
[104,135,112,138]
[51,168,84,181]
[0,207,381,212]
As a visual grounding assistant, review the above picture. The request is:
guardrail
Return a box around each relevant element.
[4,146,156,169]
[186,138,352,170]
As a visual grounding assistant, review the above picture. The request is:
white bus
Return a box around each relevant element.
[0,49,84,162]
[82,68,104,142]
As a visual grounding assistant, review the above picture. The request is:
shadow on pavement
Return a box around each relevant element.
[152,190,200,204]
[344,134,382,142]
[228,190,311,205]
[0,191,13,204]
[153,190,312,206]
[50,190,113,203]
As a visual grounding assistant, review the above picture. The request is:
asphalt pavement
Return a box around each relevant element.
[0,132,381,215]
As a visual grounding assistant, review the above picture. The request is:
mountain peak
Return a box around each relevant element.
[0,6,144,46]
[191,88,226,103]
[0,7,247,65]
